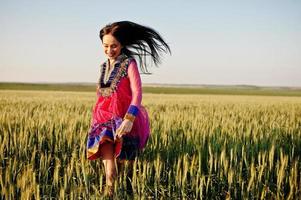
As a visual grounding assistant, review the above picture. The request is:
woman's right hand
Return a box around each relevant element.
[116,119,133,137]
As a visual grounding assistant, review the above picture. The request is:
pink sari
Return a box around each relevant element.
[87,55,150,160]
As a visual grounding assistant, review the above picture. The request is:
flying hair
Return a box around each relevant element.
[99,21,171,73]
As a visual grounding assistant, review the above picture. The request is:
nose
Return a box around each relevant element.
[107,47,113,53]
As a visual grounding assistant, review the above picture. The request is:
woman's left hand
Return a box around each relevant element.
[116,119,133,137]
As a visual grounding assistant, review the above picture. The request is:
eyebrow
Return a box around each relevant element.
[103,43,117,46]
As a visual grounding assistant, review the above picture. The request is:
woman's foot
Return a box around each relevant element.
[105,185,114,198]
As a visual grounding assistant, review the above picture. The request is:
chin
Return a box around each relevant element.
[107,55,116,59]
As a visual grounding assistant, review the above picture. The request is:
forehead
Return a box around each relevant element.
[102,34,120,45]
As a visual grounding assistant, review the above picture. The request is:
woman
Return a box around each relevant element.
[86,21,170,197]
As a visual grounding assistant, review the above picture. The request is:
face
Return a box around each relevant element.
[102,34,122,61]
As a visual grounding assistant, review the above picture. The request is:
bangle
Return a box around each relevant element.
[127,105,139,116]
[124,113,136,122]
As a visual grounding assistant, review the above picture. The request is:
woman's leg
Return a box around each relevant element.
[100,142,116,195]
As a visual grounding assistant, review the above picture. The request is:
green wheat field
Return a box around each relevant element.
[1,86,301,199]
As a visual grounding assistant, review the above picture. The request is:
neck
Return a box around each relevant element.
[108,59,115,67]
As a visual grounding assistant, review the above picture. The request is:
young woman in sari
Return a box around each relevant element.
[87,21,170,197]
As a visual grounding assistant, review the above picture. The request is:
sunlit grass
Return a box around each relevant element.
[1,90,300,199]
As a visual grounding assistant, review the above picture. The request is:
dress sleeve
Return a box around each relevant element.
[124,59,142,121]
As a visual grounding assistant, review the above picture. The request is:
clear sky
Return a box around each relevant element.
[1,0,300,87]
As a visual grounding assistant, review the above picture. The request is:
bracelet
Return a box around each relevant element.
[124,113,136,122]
[127,105,139,116]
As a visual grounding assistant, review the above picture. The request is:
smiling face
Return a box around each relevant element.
[102,34,122,62]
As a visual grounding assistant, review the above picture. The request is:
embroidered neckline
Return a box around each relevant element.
[97,55,131,97]
[101,54,128,86]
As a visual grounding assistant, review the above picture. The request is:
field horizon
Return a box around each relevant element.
[1,82,301,97]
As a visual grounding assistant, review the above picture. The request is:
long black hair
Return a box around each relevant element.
[99,21,171,73]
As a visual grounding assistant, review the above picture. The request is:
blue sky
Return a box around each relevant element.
[1,0,300,87]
